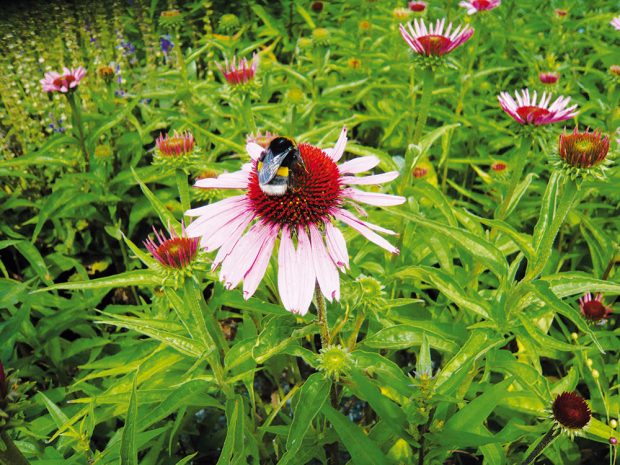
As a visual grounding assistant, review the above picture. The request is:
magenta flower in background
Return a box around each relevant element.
[155,130,195,158]
[459,0,500,15]
[186,127,405,316]
[399,18,474,57]
[40,66,86,93]
[144,225,199,269]
[408,1,427,12]
[498,89,578,125]
[216,53,259,86]
[539,72,560,84]
[611,16,620,30]
[579,292,612,322]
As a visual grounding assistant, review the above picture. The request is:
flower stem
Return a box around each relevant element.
[176,169,191,217]
[241,94,257,134]
[522,428,558,465]
[495,138,531,221]
[66,92,89,171]
[315,286,330,349]
[412,68,436,145]
[0,431,31,465]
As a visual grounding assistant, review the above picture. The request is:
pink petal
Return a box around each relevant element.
[294,227,317,315]
[340,171,399,185]
[246,142,264,160]
[324,126,347,162]
[211,213,255,270]
[344,188,406,206]
[194,170,249,189]
[308,224,340,302]
[242,226,277,299]
[324,221,349,270]
[338,156,380,174]
[278,226,296,312]
[334,209,399,255]
[185,195,246,218]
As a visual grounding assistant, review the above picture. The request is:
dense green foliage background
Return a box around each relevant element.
[0,0,619,464]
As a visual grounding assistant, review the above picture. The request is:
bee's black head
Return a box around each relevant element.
[269,137,297,153]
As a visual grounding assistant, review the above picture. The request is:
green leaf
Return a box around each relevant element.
[396,266,491,318]
[279,373,332,465]
[217,396,246,465]
[120,372,138,465]
[132,167,181,235]
[528,281,603,353]
[540,272,620,298]
[392,210,508,280]
[321,404,393,465]
[362,323,460,353]
[35,270,161,292]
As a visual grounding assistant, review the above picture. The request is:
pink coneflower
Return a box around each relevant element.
[216,53,259,86]
[539,72,559,85]
[186,127,405,316]
[459,0,500,15]
[498,89,578,125]
[555,9,568,18]
[155,131,195,157]
[579,292,612,322]
[611,16,620,31]
[408,1,427,12]
[40,66,86,93]
[144,225,199,269]
[559,127,610,169]
[399,18,474,57]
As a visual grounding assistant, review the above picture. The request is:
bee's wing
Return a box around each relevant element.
[258,149,288,184]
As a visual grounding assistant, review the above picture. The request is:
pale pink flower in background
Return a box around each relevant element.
[40,67,86,93]
[186,127,405,316]
[459,0,500,15]
[498,89,578,125]
[216,53,259,86]
[399,18,474,57]
[611,16,620,31]
[539,72,560,85]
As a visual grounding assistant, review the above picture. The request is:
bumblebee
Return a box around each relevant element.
[257,137,305,196]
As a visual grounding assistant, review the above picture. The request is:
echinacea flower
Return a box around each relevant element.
[539,72,559,85]
[611,16,620,31]
[559,127,610,169]
[97,65,115,84]
[459,0,500,15]
[153,130,199,169]
[610,65,620,77]
[551,392,591,437]
[498,89,578,125]
[186,127,405,316]
[144,225,199,269]
[490,161,507,172]
[40,66,86,93]
[399,18,474,57]
[408,1,427,12]
[156,130,195,157]
[579,292,612,322]
[216,53,258,86]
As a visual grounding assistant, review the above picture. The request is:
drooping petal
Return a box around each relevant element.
[185,195,246,217]
[338,156,380,174]
[278,226,296,313]
[344,188,406,206]
[294,227,317,315]
[242,226,277,299]
[324,221,349,270]
[334,209,399,255]
[308,224,340,302]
